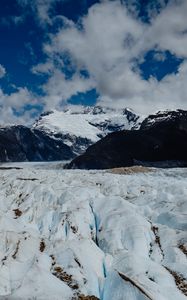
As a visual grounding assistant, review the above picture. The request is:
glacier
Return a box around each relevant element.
[0,163,186,299]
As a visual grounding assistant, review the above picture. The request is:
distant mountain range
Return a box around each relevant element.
[1,107,187,167]
[0,106,140,162]
[67,109,187,169]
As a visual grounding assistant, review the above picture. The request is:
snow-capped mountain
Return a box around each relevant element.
[33,106,140,156]
[140,109,187,130]
[0,163,186,299]
[0,106,140,162]
[68,109,187,169]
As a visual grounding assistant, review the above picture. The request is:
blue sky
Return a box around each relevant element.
[0,0,187,124]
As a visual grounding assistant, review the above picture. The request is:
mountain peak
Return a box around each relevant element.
[0,106,140,162]
[33,106,140,142]
[140,109,187,130]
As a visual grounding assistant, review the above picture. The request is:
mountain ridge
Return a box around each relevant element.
[67,109,187,169]
[0,106,140,162]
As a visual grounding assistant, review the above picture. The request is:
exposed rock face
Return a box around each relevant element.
[0,126,73,162]
[67,110,187,169]
[0,106,140,162]
[140,109,187,131]
[33,106,140,155]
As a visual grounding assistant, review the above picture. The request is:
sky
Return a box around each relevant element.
[0,0,187,124]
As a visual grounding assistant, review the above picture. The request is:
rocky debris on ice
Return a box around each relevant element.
[0,163,186,299]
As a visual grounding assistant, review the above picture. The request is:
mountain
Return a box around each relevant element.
[33,106,140,155]
[0,163,186,299]
[140,109,187,130]
[0,125,74,162]
[0,106,140,162]
[67,109,187,169]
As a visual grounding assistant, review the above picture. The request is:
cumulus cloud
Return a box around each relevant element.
[42,70,95,110]
[99,60,187,114]
[0,64,6,78]
[147,0,187,58]
[2,0,187,124]
[35,0,187,114]
[38,2,148,107]
[0,87,40,125]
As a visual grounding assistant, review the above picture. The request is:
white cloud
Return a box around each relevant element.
[37,0,187,114]
[40,1,149,105]
[2,0,187,124]
[34,0,55,25]
[0,64,6,78]
[0,87,40,125]
[32,60,55,75]
[147,0,187,58]
[17,0,61,25]
[42,70,95,110]
[99,60,187,114]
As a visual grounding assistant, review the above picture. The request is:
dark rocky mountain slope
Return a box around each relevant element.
[0,106,140,162]
[67,110,187,169]
[0,126,74,162]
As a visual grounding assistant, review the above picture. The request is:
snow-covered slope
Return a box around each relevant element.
[67,109,187,170]
[0,163,186,299]
[140,109,187,130]
[0,106,140,162]
[33,106,140,155]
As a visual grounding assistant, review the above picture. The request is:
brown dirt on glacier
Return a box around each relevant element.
[108,166,153,175]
